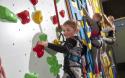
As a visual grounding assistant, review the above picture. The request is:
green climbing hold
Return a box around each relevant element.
[47,55,62,76]
[0,5,17,23]
[56,0,60,3]
[50,64,62,76]
[24,73,38,78]
[39,33,47,41]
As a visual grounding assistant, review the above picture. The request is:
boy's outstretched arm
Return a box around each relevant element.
[48,43,69,53]
[38,41,68,53]
[47,38,77,53]
[38,38,77,53]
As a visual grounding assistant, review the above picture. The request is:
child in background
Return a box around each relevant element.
[38,20,86,78]
[102,15,117,78]
[0,57,6,78]
[102,15,116,44]
[108,16,115,32]
[83,10,104,77]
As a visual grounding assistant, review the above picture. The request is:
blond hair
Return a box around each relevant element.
[63,20,78,30]
[108,16,115,22]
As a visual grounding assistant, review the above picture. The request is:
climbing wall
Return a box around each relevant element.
[0,0,69,78]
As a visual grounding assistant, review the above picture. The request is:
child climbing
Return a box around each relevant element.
[101,15,117,78]
[102,15,116,44]
[0,57,6,78]
[88,13,103,78]
[82,8,104,77]
[38,20,86,78]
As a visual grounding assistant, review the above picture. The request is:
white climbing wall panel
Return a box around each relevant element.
[0,0,69,78]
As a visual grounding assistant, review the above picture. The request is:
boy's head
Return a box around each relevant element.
[93,13,102,22]
[62,20,79,38]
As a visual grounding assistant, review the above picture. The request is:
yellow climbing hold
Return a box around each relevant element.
[82,39,87,46]
[87,32,91,38]
[53,39,61,45]
[89,72,93,78]
[88,43,92,50]
[32,10,43,24]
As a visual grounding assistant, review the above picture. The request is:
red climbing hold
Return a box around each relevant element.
[17,10,30,24]
[30,0,38,6]
[51,15,58,24]
[33,43,44,58]
[59,10,65,18]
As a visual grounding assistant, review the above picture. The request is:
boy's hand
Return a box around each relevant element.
[38,41,48,47]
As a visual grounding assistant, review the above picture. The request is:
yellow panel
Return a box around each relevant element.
[71,1,78,9]
[92,0,102,13]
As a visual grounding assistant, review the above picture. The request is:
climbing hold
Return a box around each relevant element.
[53,39,61,45]
[39,33,47,41]
[33,42,44,58]
[47,55,62,76]
[0,5,17,23]
[51,15,58,24]
[17,10,30,24]
[59,10,65,18]
[24,72,38,78]
[32,10,43,24]
[56,0,60,3]
[30,0,38,6]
